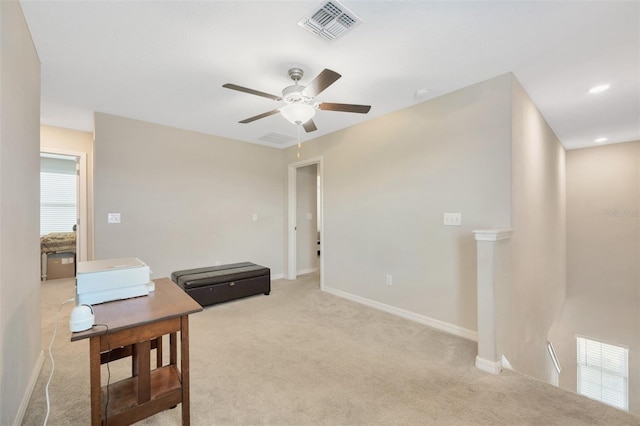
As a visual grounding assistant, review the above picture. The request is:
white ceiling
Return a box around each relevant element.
[20,0,639,150]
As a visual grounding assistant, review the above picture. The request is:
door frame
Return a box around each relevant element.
[287,156,324,290]
[40,148,89,262]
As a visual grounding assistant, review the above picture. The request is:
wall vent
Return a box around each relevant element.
[298,1,362,41]
[258,132,297,145]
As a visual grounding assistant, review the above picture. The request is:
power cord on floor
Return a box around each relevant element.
[43,297,75,426]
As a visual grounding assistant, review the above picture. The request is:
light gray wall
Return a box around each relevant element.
[550,141,639,414]
[505,77,567,381]
[93,113,285,279]
[296,164,318,274]
[0,1,42,424]
[284,74,513,334]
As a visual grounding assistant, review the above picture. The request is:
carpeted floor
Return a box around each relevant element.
[23,273,640,425]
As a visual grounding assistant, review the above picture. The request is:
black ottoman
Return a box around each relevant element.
[171,262,270,307]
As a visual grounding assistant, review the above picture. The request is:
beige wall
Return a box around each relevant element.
[93,113,285,279]
[550,141,639,414]
[505,78,567,380]
[40,125,95,259]
[284,74,513,334]
[296,164,318,274]
[0,1,42,424]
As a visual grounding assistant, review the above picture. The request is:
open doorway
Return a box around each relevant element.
[296,164,319,275]
[287,156,324,289]
[39,150,88,280]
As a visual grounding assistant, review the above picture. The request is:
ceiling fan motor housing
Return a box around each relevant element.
[288,67,304,81]
[282,85,312,104]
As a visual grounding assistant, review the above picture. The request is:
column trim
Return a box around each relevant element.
[473,228,513,241]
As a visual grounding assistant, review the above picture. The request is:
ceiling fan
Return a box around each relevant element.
[222,68,371,133]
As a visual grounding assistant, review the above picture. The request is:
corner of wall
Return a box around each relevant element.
[502,73,567,382]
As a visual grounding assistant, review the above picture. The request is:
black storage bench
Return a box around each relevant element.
[171,262,270,308]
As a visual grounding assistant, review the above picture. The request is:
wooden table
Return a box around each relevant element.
[71,278,202,425]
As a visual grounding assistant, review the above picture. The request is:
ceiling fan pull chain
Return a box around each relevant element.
[297,123,302,158]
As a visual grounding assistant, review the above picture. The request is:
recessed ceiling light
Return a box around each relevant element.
[589,84,610,94]
[594,137,608,143]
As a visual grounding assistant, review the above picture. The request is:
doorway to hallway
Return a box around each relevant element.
[287,157,324,289]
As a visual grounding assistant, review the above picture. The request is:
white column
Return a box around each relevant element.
[473,229,513,375]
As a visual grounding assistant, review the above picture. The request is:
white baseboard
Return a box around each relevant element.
[14,350,44,426]
[476,356,502,375]
[296,268,318,276]
[501,354,513,370]
[323,286,478,342]
[271,269,318,281]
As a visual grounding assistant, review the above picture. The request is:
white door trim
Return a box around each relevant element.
[40,148,88,262]
[287,156,324,290]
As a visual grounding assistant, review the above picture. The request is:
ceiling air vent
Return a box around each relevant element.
[298,1,362,41]
[258,132,297,145]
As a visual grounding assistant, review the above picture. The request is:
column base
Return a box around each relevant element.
[475,356,502,375]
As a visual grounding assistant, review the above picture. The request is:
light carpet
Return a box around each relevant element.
[23,273,640,425]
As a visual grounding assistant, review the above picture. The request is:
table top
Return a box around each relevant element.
[71,277,203,341]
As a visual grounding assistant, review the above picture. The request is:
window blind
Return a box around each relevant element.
[577,336,628,411]
[40,169,77,236]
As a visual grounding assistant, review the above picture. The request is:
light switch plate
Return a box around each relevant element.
[444,213,462,226]
[108,213,121,224]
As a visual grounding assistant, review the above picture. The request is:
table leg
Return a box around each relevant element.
[132,343,138,377]
[170,332,177,365]
[181,316,190,426]
[89,336,102,426]
[136,340,151,404]
[156,336,163,368]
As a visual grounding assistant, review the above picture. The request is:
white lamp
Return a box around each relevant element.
[280,103,316,125]
[69,304,95,332]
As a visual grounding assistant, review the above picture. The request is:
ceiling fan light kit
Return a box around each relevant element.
[280,103,316,125]
[280,68,316,125]
[223,67,371,133]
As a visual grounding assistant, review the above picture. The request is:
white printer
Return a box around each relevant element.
[76,257,153,305]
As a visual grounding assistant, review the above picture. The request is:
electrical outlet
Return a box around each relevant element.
[214,260,221,266]
[386,274,393,286]
[252,213,258,222]
[107,213,121,224]
[443,213,462,226]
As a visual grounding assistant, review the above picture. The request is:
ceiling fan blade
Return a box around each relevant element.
[319,103,371,114]
[302,119,317,133]
[223,83,282,101]
[302,69,341,98]
[238,109,281,124]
